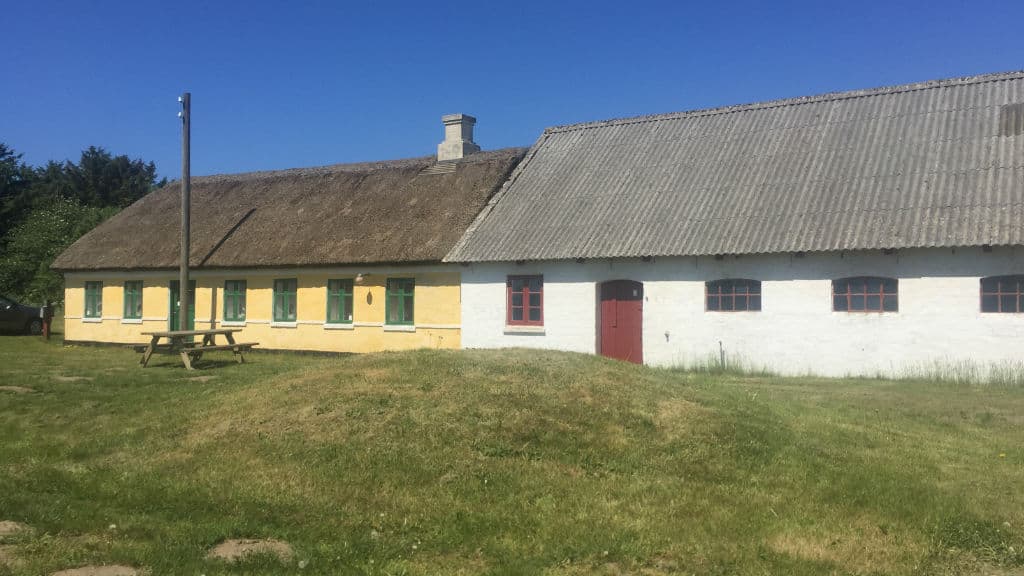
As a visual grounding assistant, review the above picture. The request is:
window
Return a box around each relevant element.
[833,277,897,312]
[981,275,1024,313]
[386,278,415,325]
[123,281,142,320]
[84,281,103,318]
[706,279,761,311]
[326,279,354,324]
[507,275,543,325]
[273,279,297,322]
[224,280,246,322]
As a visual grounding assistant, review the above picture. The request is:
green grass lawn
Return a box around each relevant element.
[1,335,1023,575]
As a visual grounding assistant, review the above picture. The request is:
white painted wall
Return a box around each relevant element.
[459,247,1024,378]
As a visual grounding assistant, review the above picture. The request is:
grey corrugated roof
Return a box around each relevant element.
[446,71,1024,262]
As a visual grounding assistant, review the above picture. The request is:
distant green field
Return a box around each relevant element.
[1,335,1022,575]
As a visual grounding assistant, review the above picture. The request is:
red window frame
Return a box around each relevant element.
[507,275,543,326]
[832,276,898,312]
[980,275,1024,313]
[705,279,762,311]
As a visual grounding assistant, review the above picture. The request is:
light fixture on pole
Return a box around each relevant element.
[178,92,191,332]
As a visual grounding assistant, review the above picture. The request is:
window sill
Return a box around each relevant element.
[324,323,355,330]
[504,325,546,335]
[383,324,416,332]
[270,321,298,329]
[121,318,143,325]
[220,321,246,327]
[82,317,103,323]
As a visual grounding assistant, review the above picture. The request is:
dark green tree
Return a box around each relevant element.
[29,161,73,206]
[0,144,37,238]
[63,146,163,208]
[0,197,118,303]
[0,143,165,302]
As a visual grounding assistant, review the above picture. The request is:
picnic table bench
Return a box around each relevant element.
[135,329,258,370]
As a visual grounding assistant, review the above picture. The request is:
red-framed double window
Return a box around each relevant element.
[832,276,898,312]
[981,275,1024,313]
[507,275,543,326]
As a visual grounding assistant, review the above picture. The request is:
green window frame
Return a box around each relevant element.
[386,278,415,325]
[273,278,297,322]
[326,279,354,324]
[224,280,247,322]
[123,281,143,319]
[84,281,103,318]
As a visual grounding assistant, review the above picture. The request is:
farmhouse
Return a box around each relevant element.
[447,71,1024,377]
[52,115,525,352]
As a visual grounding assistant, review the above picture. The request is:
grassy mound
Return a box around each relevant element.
[1,338,1023,574]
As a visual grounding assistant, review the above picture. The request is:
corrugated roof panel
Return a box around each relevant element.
[447,71,1024,262]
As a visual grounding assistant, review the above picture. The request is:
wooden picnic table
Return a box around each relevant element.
[137,328,257,370]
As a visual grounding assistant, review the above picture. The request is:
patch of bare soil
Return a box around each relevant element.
[360,367,396,381]
[0,386,34,394]
[50,566,140,576]
[767,520,909,574]
[0,521,30,537]
[53,376,93,382]
[654,398,702,439]
[186,376,217,382]
[0,545,22,567]
[207,538,294,563]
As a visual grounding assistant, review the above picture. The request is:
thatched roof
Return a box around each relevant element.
[53,148,526,271]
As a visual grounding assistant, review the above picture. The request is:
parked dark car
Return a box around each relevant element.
[0,295,43,335]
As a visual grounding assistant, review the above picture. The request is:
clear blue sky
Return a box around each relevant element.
[4,0,1024,179]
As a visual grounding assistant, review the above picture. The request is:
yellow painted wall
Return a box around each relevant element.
[63,270,461,352]
[63,277,168,343]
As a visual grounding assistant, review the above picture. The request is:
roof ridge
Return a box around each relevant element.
[171,147,528,186]
[544,70,1024,134]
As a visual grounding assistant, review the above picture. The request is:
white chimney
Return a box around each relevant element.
[437,113,480,161]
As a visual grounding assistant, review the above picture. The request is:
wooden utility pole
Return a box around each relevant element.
[179,92,191,331]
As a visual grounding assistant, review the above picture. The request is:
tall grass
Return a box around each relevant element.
[666,349,775,377]
[898,359,1024,387]
[670,349,1024,388]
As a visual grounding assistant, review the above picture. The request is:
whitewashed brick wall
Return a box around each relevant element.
[459,247,1024,377]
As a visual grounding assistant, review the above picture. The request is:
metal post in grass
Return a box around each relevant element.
[42,299,52,341]
[178,92,191,332]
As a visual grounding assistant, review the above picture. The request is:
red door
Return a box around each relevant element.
[599,280,643,364]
